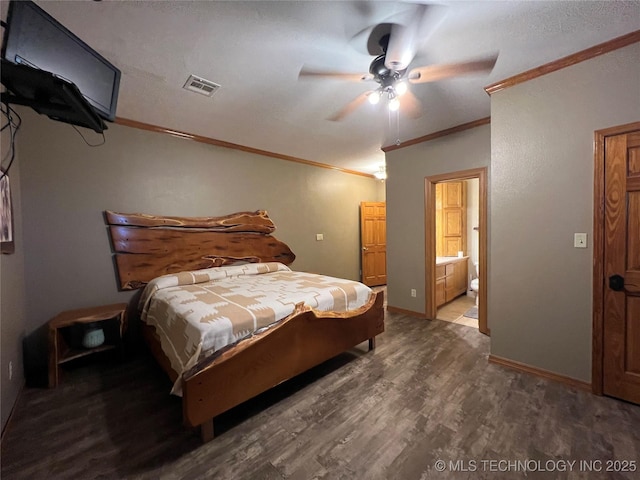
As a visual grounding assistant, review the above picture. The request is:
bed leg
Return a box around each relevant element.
[200,419,215,443]
[368,337,376,351]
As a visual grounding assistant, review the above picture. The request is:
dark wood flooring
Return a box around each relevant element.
[2,309,639,479]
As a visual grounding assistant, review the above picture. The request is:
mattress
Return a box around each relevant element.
[139,262,373,394]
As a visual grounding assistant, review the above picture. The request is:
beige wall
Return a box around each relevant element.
[490,42,640,383]
[0,0,25,433]
[1,120,27,430]
[385,124,491,313]
[11,108,383,385]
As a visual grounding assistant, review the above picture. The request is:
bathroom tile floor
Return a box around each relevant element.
[436,294,478,329]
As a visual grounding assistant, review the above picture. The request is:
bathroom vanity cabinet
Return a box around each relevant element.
[435,257,468,307]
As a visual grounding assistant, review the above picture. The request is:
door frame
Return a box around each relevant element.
[425,167,488,334]
[592,120,640,395]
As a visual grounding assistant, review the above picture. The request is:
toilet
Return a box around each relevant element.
[469,262,480,305]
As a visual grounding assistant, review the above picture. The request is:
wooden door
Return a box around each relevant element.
[602,130,640,404]
[360,202,386,286]
[435,182,466,256]
[435,184,444,256]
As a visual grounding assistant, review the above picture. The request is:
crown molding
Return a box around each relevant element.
[382,117,490,153]
[114,117,376,179]
[485,30,640,95]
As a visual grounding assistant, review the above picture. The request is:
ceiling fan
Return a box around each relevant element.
[299,4,498,121]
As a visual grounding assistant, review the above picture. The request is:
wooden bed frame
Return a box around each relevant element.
[105,210,385,442]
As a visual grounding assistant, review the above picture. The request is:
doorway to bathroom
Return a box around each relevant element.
[425,167,488,335]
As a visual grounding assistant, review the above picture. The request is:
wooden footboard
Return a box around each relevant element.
[184,290,384,440]
[143,290,384,442]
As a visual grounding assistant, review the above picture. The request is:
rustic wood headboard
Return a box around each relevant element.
[105,210,296,290]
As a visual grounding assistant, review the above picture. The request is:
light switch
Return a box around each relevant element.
[316,233,324,241]
[574,233,587,248]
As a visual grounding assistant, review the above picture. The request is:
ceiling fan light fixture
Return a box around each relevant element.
[395,81,408,96]
[374,165,387,180]
[368,90,381,105]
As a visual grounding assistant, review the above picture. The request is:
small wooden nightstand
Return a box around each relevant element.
[48,303,128,388]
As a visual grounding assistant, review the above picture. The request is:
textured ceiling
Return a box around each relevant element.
[21,1,640,174]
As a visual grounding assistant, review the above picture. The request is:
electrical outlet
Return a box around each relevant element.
[316,233,324,241]
[411,289,417,297]
[9,361,12,380]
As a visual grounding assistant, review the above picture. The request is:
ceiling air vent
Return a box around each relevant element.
[183,74,220,97]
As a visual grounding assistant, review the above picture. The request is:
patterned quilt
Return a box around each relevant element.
[139,262,373,394]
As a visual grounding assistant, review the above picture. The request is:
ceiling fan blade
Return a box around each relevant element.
[408,55,498,84]
[385,4,427,71]
[328,91,373,121]
[299,67,372,82]
[400,90,422,119]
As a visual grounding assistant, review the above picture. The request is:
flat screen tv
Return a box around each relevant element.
[2,0,121,123]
